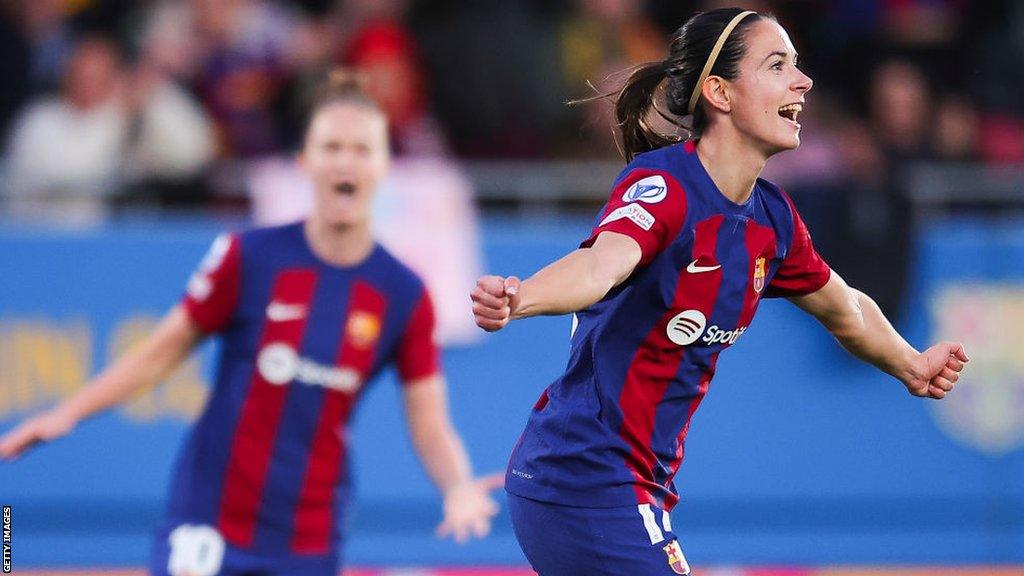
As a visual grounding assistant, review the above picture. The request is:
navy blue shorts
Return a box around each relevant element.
[508,493,692,576]
[149,522,340,576]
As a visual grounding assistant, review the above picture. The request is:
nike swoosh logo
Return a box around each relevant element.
[266,302,307,322]
[686,259,722,274]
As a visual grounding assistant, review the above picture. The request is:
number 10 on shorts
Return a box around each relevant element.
[168,524,226,576]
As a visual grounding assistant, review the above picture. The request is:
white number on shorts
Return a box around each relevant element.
[168,524,226,576]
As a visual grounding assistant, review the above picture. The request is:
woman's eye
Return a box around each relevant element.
[771,61,784,71]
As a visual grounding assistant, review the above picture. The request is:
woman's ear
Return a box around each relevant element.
[702,76,732,114]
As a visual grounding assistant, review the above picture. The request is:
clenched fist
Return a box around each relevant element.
[471,275,522,332]
[904,341,969,399]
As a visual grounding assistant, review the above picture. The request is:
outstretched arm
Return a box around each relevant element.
[401,374,502,542]
[471,231,642,332]
[0,305,202,458]
[789,271,969,398]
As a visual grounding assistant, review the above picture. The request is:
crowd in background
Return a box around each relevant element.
[1,0,1023,320]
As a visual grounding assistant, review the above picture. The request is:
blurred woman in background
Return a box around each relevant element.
[1,70,499,576]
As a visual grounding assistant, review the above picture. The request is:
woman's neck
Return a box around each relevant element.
[303,217,375,267]
[694,126,768,205]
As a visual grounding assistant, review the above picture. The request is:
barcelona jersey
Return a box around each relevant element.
[167,222,438,557]
[505,140,831,510]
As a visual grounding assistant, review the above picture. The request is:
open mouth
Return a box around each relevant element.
[333,181,357,195]
[778,103,802,124]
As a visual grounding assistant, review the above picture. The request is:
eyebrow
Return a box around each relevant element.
[761,51,798,65]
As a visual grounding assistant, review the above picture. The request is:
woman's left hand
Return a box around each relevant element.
[904,342,969,399]
[436,472,505,543]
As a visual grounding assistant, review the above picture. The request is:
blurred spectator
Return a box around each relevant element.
[932,94,981,162]
[141,0,305,158]
[560,0,663,94]
[4,35,215,221]
[121,58,219,207]
[870,59,931,160]
[880,0,964,47]
[555,0,664,158]
[9,0,78,93]
[5,35,129,221]
[341,0,448,156]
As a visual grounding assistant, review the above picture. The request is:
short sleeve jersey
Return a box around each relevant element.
[169,222,439,556]
[506,141,830,511]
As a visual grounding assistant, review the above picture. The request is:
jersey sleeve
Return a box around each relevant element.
[395,288,441,384]
[765,194,831,298]
[182,233,242,333]
[580,168,687,267]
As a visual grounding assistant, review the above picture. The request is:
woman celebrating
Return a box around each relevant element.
[1,71,499,576]
[471,8,968,576]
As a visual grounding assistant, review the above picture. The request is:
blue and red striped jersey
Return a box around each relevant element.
[505,141,831,510]
[168,222,438,556]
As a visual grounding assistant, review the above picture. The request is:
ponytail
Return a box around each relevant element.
[613,62,685,162]
[569,61,686,162]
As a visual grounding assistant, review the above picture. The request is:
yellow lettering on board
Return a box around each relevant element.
[0,320,91,417]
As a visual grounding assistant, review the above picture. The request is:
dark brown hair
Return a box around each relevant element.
[575,8,771,161]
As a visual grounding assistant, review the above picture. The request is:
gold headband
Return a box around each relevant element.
[687,10,757,115]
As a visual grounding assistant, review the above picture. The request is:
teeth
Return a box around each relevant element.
[779,103,802,122]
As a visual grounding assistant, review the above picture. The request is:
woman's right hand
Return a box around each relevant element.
[0,407,78,460]
[471,275,522,332]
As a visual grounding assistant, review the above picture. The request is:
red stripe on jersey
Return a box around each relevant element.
[618,215,725,505]
[292,281,386,554]
[218,269,318,548]
[663,221,778,505]
[396,289,440,383]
